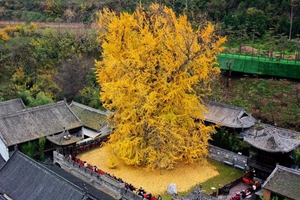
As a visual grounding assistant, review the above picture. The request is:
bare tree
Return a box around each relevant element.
[55,56,94,101]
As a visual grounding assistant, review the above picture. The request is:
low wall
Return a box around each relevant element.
[208,145,248,171]
[53,151,143,200]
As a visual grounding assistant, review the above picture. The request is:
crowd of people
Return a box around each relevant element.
[66,153,162,200]
[61,137,165,200]
[135,187,162,200]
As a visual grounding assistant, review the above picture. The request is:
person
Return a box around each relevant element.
[84,161,88,168]
[231,192,241,200]
[129,184,136,191]
[137,187,145,197]
[143,193,148,199]
[157,195,162,200]
[93,166,98,172]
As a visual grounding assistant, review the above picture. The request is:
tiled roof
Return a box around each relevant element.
[45,164,115,200]
[203,100,256,128]
[263,165,300,199]
[70,101,110,132]
[0,151,86,200]
[0,98,25,117]
[243,123,300,153]
[0,101,83,146]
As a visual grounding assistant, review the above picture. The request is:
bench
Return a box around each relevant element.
[223,160,233,166]
[234,164,245,171]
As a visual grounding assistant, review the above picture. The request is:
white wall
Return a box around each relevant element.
[0,138,9,161]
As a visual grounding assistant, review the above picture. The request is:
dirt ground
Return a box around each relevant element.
[78,146,219,195]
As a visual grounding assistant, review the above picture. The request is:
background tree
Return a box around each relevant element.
[55,55,94,101]
[96,3,226,170]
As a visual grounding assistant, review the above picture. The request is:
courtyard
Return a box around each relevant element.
[78,145,220,196]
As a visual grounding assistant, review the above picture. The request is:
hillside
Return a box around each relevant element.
[0,0,299,39]
[209,73,300,131]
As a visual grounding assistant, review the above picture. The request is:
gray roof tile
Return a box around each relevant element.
[70,101,110,131]
[263,165,300,199]
[243,123,300,153]
[0,98,25,117]
[0,101,83,146]
[203,101,256,128]
[0,151,86,200]
[45,164,115,200]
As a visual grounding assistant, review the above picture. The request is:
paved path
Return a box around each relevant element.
[218,182,249,200]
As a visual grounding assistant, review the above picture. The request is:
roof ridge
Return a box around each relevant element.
[70,101,110,115]
[205,99,245,111]
[257,123,300,136]
[262,165,279,188]
[0,101,65,119]
[263,164,300,189]
[0,98,23,105]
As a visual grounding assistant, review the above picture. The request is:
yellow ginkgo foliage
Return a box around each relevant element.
[0,29,10,41]
[95,3,226,170]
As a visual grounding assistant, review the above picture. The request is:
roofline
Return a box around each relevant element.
[203,100,255,128]
[257,123,300,135]
[262,164,279,188]
[276,164,300,175]
[204,100,247,112]
[65,101,84,126]
[243,139,299,153]
[18,98,26,108]
[5,125,83,147]
[0,98,25,106]
[70,101,111,115]
[0,100,83,146]
[262,164,300,198]
[0,101,66,119]
[1,150,86,194]
[0,153,5,166]
[204,119,254,128]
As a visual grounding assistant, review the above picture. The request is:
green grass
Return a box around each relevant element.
[160,159,244,200]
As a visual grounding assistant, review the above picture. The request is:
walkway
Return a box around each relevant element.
[218,182,249,200]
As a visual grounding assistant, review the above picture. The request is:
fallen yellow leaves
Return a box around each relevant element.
[78,146,219,195]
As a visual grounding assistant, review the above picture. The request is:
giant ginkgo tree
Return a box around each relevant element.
[95,3,226,170]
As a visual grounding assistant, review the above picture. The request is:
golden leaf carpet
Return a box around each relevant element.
[78,145,219,195]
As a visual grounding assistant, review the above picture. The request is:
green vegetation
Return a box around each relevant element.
[1,0,300,40]
[209,76,300,131]
[201,160,244,194]
[291,148,300,166]
[19,137,46,161]
[0,19,299,130]
[0,23,103,109]
[161,159,244,200]
[210,128,251,155]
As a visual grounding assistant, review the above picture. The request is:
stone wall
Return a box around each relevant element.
[53,151,143,200]
[208,145,248,171]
